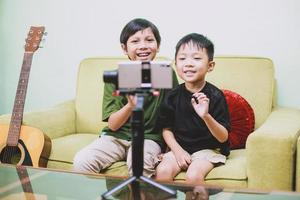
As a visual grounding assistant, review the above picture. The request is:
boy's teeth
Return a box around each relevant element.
[138,53,149,57]
[185,71,195,73]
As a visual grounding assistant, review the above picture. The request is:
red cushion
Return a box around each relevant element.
[223,89,255,149]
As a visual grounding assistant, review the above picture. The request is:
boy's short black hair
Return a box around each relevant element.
[120,18,161,47]
[175,33,214,61]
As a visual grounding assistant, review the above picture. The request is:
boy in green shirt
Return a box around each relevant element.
[73,18,178,177]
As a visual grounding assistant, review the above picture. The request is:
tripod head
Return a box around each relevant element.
[112,88,160,97]
[103,61,173,92]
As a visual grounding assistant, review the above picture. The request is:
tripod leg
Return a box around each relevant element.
[101,176,137,199]
[131,180,141,200]
[140,176,177,196]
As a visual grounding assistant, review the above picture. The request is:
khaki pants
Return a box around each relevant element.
[73,135,161,177]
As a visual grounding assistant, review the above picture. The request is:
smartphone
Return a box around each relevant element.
[117,61,173,89]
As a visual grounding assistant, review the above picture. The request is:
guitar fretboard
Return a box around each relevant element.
[7,52,33,146]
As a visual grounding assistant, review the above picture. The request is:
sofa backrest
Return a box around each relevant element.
[206,56,274,128]
[75,56,274,133]
[75,56,171,133]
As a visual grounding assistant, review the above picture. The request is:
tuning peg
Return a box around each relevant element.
[43,32,48,36]
[39,39,46,48]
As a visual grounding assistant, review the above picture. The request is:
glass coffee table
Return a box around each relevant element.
[0,163,299,200]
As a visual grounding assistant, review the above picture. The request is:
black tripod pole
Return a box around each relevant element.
[101,93,176,200]
[131,94,145,178]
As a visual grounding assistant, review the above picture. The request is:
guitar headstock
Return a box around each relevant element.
[25,26,45,53]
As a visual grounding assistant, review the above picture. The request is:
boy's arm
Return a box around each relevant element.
[102,83,135,131]
[107,95,136,131]
[163,128,191,169]
[192,93,228,143]
[202,114,228,143]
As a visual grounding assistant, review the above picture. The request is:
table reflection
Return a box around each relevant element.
[104,178,222,200]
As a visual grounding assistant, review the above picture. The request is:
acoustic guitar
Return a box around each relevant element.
[0,26,51,167]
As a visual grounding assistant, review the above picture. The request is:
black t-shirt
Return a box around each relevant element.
[159,82,231,156]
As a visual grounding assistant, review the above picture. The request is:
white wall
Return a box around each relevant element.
[1,0,300,114]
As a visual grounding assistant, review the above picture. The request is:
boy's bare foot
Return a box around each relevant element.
[185,186,209,200]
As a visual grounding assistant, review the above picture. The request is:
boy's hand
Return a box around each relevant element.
[126,95,137,109]
[174,149,191,170]
[191,92,209,118]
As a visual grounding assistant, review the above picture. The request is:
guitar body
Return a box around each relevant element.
[0,124,51,167]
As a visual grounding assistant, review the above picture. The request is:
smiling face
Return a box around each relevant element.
[121,27,159,61]
[175,41,215,88]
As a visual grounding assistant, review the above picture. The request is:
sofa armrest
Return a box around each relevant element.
[0,100,76,139]
[246,107,300,191]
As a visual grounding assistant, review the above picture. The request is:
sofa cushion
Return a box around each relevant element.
[103,150,248,188]
[47,133,130,173]
[48,133,98,166]
[174,149,247,181]
[223,89,255,149]
[47,134,247,188]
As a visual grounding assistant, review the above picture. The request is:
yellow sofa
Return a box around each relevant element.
[1,56,300,191]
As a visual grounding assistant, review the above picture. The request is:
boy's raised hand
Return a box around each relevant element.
[126,94,137,109]
[191,92,209,118]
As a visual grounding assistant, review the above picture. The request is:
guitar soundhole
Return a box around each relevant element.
[0,146,22,164]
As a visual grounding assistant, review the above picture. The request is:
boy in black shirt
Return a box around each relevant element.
[156,33,230,185]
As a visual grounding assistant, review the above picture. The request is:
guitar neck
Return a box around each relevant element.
[16,165,35,198]
[7,52,34,146]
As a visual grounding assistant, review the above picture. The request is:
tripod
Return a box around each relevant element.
[101,93,177,200]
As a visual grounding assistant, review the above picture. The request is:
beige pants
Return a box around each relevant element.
[163,149,226,164]
[73,135,161,177]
